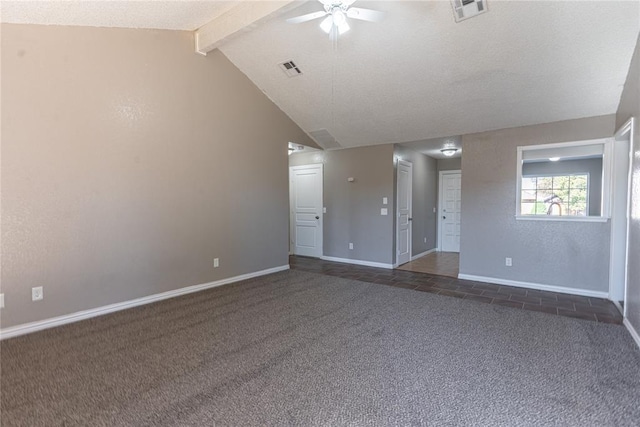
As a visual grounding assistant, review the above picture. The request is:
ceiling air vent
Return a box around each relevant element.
[309,129,341,150]
[451,0,488,23]
[279,60,302,77]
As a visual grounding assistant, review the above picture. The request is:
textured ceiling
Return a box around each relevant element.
[3,1,639,151]
[0,0,238,30]
[219,1,640,148]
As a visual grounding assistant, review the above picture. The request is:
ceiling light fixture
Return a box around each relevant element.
[287,1,384,41]
[320,7,350,35]
[549,157,560,162]
[441,148,458,157]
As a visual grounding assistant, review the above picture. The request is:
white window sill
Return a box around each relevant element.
[515,215,609,223]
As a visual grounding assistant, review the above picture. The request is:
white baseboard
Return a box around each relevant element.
[411,248,436,261]
[0,265,290,341]
[457,274,609,299]
[623,318,640,350]
[320,256,394,269]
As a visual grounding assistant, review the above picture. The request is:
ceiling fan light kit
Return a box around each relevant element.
[287,0,384,40]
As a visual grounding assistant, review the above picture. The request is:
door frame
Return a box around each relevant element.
[609,117,634,316]
[437,170,462,252]
[396,159,413,265]
[289,163,323,258]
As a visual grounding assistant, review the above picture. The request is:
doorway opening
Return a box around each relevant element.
[609,117,634,316]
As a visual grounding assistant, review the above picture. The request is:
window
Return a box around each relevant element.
[516,138,612,222]
[521,174,589,216]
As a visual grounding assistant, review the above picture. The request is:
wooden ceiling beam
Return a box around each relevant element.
[195,1,301,55]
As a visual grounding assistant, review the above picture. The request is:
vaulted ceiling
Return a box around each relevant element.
[2,1,639,151]
[219,1,639,149]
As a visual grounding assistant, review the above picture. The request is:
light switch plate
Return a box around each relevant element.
[0,293,4,309]
[323,207,327,213]
[383,197,388,205]
[32,286,43,301]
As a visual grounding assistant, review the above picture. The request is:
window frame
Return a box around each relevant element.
[520,172,590,217]
[516,138,612,223]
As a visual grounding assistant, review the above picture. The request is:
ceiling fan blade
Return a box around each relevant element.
[346,7,385,22]
[286,10,328,24]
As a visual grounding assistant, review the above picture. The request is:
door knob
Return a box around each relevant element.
[442,216,446,219]
[315,216,320,219]
[408,218,413,221]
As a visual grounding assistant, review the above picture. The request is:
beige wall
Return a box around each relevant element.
[289,145,395,264]
[459,115,615,292]
[616,33,640,337]
[437,157,462,171]
[1,24,315,328]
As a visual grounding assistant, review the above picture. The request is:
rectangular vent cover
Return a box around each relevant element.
[451,0,487,22]
[279,60,302,77]
[309,129,341,150]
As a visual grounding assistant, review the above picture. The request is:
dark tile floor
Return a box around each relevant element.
[290,256,623,324]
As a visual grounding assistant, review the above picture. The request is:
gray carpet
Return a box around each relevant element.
[1,270,639,426]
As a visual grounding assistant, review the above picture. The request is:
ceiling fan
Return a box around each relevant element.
[286,0,384,39]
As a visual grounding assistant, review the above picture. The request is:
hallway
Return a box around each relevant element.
[398,252,459,278]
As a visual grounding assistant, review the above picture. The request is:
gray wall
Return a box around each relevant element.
[394,146,438,258]
[522,158,603,216]
[616,33,640,337]
[1,24,315,328]
[438,157,462,171]
[459,115,615,293]
[289,145,395,264]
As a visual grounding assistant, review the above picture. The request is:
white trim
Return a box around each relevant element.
[437,170,462,253]
[320,256,394,269]
[609,117,635,317]
[519,138,609,152]
[516,138,612,218]
[411,248,436,261]
[623,318,640,350]
[0,265,290,341]
[515,215,609,223]
[457,274,608,299]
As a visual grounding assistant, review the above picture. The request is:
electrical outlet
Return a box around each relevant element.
[349,243,354,250]
[424,237,427,243]
[505,257,512,267]
[32,286,43,301]
[0,293,4,309]
[214,258,220,268]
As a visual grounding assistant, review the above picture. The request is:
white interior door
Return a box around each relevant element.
[397,160,413,265]
[290,164,323,258]
[439,171,461,253]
